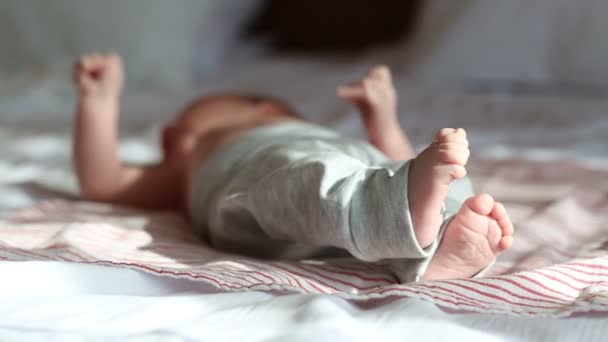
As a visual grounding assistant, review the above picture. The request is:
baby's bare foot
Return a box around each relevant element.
[422,194,514,281]
[409,128,469,247]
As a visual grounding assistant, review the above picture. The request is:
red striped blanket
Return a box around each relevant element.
[1,199,606,317]
[1,159,607,317]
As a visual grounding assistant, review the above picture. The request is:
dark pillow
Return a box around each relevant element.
[243,0,424,53]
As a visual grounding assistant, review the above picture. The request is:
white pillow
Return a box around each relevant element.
[399,0,608,85]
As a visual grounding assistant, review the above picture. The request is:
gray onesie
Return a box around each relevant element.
[189,121,475,283]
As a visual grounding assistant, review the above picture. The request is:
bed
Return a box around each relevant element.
[1,1,608,341]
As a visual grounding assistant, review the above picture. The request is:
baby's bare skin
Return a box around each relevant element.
[338,66,415,160]
[72,53,294,212]
[73,53,513,281]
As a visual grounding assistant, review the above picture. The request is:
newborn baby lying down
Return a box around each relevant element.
[73,53,514,283]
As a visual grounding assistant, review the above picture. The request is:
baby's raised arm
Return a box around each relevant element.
[72,53,182,210]
[337,66,415,160]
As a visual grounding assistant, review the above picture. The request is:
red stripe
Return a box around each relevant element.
[54,240,200,263]
[410,283,492,307]
[61,259,255,291]
[370,285,496,311]
[206,264,297,287]
[262,268,297,288]
[544,267,601,285]
[376,285,488,309]
[257,261,309,289]
[195,269,256,286]
[317,264,395,284]
[296,264,388,290]
[535,270,592,291]
[567,262,608,270]
[23,254,297,293]
[442,280,561,309]
[206,264,277,285]
[418,283,552,316]
[464,278,568,305]
[273,271,298,288]
[77,253,261,287]
[61,253,196,266]
[44,239,393,289]
[272,264,322,291]
[239,265,287,286]
[514,274,575,300]
[271,263,336,293]
[2,253,606,314]
[301,279,331,294]
[560,264,608,277]
[5,243,588,310]
[413,281,545,310]
[275,263,335,293]
[492,277,571,303]
[405,288,493,311]
[240,260,301,288]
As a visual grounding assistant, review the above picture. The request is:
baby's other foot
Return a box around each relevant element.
[409,128,470,247]
[422,194,514,281]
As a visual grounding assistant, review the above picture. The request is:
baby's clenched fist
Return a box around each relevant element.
[73,53,124,99]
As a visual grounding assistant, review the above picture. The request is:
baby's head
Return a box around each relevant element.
[161,93,298,162]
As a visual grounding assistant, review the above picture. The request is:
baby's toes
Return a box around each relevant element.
[498,235,514,251]
[435,128,456,141]
[491,202,514,236]
[437,142,470,165]
[489,202,514,251]
[486,219,503,251]
[436,128,467,142]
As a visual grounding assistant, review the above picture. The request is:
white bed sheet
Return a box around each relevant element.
[1,57,607,341]
[1,262,607,342]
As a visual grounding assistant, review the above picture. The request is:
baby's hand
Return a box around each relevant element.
[73,53,124,99]
[336,65,397,124]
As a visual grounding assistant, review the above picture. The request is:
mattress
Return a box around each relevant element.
[1,58,607,341]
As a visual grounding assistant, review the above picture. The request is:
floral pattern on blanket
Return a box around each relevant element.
[1,159,607,317]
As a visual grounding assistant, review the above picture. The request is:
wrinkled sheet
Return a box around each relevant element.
[2,159,607,318]
[1,58,608,340]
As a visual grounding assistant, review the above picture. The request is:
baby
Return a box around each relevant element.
[73,53,513,282]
